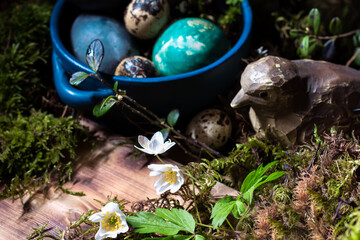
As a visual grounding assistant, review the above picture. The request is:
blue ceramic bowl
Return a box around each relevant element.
[50,0,252,129]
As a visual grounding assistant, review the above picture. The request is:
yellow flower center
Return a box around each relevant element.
[101,212,122,232]
[163,168,177,185]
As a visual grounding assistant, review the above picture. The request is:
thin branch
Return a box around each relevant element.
[346,48,360,67]
[309,28,360,40]
[90,73,224,158]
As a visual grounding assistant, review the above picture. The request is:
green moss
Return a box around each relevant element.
[0,110,88,201]
[0,2,53,114]
[338,208,360,240]
[0,1,89,201]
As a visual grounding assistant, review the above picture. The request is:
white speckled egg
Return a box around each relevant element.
[114,56,157,78]
[186,109,232,150]
[124,0,170,40]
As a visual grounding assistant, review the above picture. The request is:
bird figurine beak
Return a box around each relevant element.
[230,89,251,108]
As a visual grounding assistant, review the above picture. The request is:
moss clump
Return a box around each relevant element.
[0,2,54,113]
[251,131,360,239]
[0,1,88,201]
[0,110,88,201]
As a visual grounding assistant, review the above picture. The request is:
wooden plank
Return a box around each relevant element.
[0,119,237,239]
[0,120,168,239]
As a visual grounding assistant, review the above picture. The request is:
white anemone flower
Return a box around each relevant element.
[89,202,129,240]
[148,164,184,194]
[135,131,175,155]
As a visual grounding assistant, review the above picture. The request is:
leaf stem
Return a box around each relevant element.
[195,222,231,232]
[225,218,235,231]
[155,155,165,164]
[188,170,202,224]
[89,73,115,94]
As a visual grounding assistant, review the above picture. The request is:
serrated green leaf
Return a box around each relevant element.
[167,109,180,127]
[210,195,236,229]
[86,39,104,73]
[329,17,342,35]
[69,71,89,86]
[92,96,116,117]
[232,199,246,219]
[156,208,195,234]
[307,8,320,35]
[127,212,182,235]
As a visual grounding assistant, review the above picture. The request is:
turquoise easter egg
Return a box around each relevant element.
[152,18,231,76]
[71,14,138,75]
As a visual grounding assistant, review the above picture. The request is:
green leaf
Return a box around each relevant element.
[353,31,360,47]
[232,199,246,219]
[127,212,182,235]
[194,235,206,240]
[240,170,257,194]
[156,208,195,234]
[353,48,360,66]
[167,109,180,127]
[289,29,305,38]
[143,235,193,240]
[160,128,170,140]
[329,17,342,35]
[307,8,320,35]
[69,71,89,86]
[308,39,318,56]
[86,39,104,73]
[210,195,236,229]
[92,96,116,117]
[240,161,284,205]
[254,171,286,190]
[225,0,243,5]
[113,81,118,92]
[297,36,309,58]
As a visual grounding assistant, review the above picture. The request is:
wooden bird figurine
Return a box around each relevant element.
[231,56,360,145]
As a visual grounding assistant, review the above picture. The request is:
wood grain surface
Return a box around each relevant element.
[0,119,237,239]
[0,119,168,239]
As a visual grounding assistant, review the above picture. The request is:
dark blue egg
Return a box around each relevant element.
[71,14,138,75]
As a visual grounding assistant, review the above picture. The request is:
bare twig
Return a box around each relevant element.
[309,29,360,40]
[346,48,360,67]
[90,73,224,158]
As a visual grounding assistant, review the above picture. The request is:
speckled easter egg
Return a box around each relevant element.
[124,0,170,39]
[114,56,157,78]
[152,18,231,76]
[71,14,138,75]
[186,109,232,150]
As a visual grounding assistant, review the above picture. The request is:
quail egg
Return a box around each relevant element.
[124,0,170,40]
[114,56,157,78]
[186,109,232,150]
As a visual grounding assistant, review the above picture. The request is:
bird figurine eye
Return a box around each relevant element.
[259,91,268,98]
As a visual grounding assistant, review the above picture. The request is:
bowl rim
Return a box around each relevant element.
[50,0,252,84]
